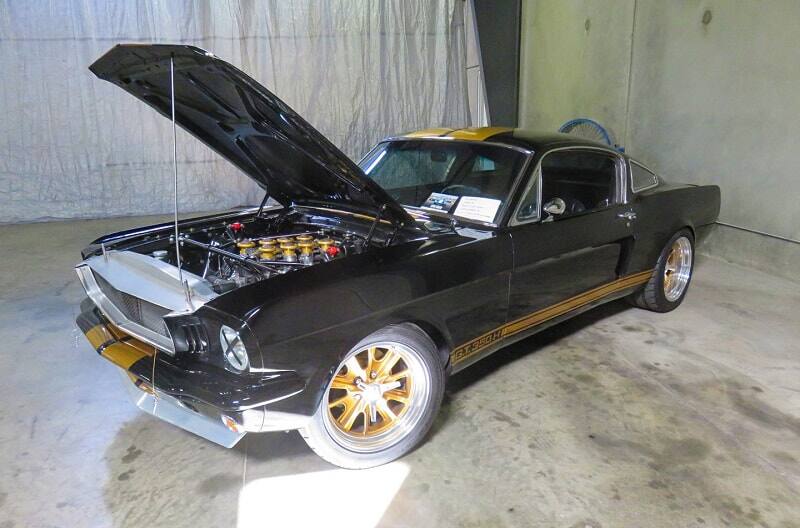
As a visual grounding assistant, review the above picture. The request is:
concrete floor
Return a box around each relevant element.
[1,215,799,528]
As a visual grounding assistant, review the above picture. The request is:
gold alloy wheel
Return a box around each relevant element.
[663,236,693,302]
[324,342,430,452]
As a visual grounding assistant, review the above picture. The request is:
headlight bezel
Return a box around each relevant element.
[165,307,261,374]
[219,324,249,372]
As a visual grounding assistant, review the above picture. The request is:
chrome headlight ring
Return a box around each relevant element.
[220,324,249,372]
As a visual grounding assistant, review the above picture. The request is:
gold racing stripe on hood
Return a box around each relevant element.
[450,269,654,366]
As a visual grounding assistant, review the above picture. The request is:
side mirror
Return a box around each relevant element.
[543,197,566,217]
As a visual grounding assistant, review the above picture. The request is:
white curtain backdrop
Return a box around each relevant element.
[0,0,469,223]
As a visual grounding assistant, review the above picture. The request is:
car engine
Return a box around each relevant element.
[146,219,369,294]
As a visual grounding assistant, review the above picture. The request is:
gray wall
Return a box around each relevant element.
[519,0,800,282]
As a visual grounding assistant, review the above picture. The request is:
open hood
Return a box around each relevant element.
[90,44,413,226]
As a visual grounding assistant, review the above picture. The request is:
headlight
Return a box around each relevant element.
[220,325,249,371]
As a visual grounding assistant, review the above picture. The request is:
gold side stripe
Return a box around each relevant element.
[451,269,653,366]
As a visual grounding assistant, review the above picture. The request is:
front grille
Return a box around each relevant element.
[93,273,170,337]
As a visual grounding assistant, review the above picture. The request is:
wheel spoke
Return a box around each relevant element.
[378,380,402,393]
[331,375,356,390]
[345,356,367,381]
[328,393,352,408]
[383,389,410,404]
[376,399,397,422]
[365,346,377,372]
[667,250,678,268]
[337,398,365,431]
[383,369,409,383]
[375,347,402,379]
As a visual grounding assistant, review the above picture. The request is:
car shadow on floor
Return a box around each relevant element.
[419,299,632,446]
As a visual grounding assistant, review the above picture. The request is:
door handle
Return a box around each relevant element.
[617,211,637,221]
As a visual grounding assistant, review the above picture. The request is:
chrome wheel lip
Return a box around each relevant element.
[322,341,431,453]
[663,236,693,302]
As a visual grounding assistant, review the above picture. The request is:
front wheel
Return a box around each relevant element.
[299,325,445,469]
[628,229,695,312]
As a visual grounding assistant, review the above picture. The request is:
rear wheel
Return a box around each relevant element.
[629,229,694,312]
[299,325,444,469]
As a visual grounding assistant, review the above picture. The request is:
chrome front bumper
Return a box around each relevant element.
[119,370,246,448]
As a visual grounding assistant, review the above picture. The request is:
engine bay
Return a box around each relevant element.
[137,214,372,294]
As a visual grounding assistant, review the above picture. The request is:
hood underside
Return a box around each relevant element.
[89,44,412,226]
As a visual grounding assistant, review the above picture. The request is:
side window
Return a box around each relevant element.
[471,155,496,172]
[630,162,659,192]
[540,150,618,218]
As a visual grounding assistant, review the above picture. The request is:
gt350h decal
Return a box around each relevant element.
[450,269,654,365]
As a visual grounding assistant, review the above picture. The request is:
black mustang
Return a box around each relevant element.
[76,45,720,469]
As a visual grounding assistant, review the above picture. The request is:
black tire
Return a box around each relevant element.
[299,324,445,469]
[628,228,695,313]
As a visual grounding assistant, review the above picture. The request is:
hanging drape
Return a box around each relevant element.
[0,0,469,223]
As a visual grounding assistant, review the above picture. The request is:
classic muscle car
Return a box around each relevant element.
[76,44,720,469]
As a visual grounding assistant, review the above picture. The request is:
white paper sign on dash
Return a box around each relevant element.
[453,196,501,223]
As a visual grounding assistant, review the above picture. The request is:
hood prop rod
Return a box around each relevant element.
[365,204,387,247]
[256,191,270,217]
[170,53,193,311]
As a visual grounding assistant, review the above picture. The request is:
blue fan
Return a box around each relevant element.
[558,118,624,152]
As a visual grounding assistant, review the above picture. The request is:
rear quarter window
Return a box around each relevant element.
[630,162,659,192]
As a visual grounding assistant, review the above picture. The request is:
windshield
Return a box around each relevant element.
[360,140,528,224]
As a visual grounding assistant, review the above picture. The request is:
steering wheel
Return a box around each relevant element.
[441,184,482,197]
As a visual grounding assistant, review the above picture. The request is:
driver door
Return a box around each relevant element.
[507,148,636,323]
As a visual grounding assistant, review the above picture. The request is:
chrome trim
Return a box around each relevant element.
[509,145,628,227]
[119,371,245,448]
[629,159,660,193]
[76,250,219,354]
[377,136,535,156]
[232,409,311,433]
[76,265,177,353]
[508,165,541,226]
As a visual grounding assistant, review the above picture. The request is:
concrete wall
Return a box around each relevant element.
[519,0,800,282]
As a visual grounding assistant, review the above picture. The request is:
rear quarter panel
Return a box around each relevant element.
[628,183,721,271]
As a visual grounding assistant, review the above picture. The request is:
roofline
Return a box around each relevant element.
[385,127,620,153]
[399,127,513,142]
